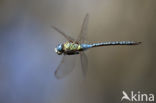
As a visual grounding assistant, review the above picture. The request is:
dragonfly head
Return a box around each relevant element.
[55,43,64,55]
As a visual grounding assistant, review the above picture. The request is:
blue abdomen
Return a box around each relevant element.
[80,41,141,50]
[80,44,92,50]
[91,41,141,47]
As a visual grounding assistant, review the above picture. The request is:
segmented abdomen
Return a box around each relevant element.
[91,41,141,47]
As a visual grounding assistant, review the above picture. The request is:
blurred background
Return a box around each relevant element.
[0,0,156,103]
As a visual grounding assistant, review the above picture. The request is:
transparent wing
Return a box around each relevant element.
[51,25,74,42]
[80,52,88,76]
[55,55,78,79]
[78,14,89,76]
[76,13,89,43]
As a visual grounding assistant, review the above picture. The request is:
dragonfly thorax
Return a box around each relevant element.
[64,42,81,51]
[55,42,83,55]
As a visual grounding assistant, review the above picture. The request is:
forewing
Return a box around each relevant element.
[51,25,74,42]
[55,55,77,79]
[80,52,88,76]
[76,14,89,43]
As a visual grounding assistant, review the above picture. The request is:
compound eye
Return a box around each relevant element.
[54,48,62,55]
[57,44,63,52]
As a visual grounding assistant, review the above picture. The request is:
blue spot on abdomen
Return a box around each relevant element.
[81,44,92,50]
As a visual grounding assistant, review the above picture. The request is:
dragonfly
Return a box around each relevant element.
[52,14,141,79]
